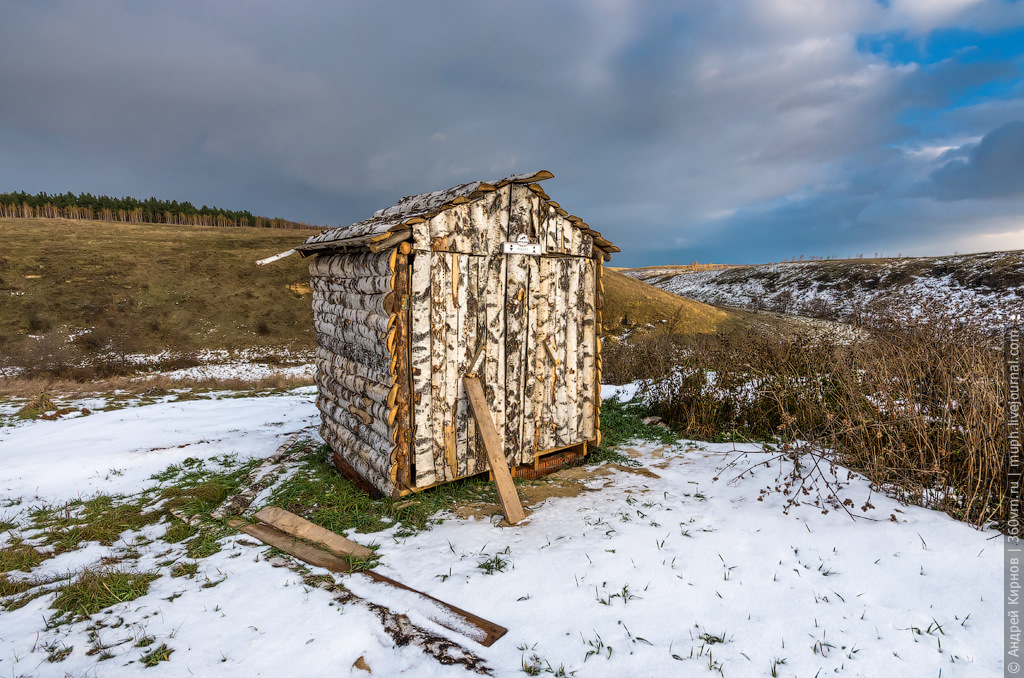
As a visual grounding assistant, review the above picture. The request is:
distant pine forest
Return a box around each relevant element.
[0,190,322,230]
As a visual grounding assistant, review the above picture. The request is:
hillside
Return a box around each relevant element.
[0,217,315,369]
[624,250,1024,326]
[0,218,733,377]
[601,268,733,335]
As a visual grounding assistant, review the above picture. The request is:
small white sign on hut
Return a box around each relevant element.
[292,171,618,498]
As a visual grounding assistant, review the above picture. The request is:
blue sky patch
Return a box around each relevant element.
[857,27,1024,65]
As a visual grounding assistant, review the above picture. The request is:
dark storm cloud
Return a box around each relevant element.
[923,120,1024,200]
[1,1,1023,263]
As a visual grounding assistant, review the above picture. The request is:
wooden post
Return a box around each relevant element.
[463,375,526,525]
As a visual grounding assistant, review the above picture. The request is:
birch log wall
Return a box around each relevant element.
[294,171,618,498]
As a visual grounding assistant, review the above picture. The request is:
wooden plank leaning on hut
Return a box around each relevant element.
[463,375,526,526]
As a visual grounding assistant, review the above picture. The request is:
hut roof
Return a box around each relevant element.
[296,170,618,255]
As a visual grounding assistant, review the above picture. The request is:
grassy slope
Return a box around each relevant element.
[0,217,314,357]
[0,217,734,361]
[602,268,733,335]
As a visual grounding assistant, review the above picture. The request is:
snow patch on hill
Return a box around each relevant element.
[626,250,1024,326]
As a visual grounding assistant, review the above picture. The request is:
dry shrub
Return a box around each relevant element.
[646,328,842,442]
[640,310,1010,528]
[828,313,1006,526]
[601,333,681,384]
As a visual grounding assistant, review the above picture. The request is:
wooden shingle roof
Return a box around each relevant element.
[296,170,617,255]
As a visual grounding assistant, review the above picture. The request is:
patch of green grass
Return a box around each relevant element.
[0,573,54,611]
[152,455,261,523]
[344,554,381,572]
[33,495,162,554]
[185,529,227,559]
[51,568,158,619]
[0,538,45,573]
[140,643,174,667]
[699,631,727,645]
[0,573,36,597]
[160,479,233,514]
[266,444,496,538]
[588,398,677,465]
[161,521,198,544]
[171,562,198,578]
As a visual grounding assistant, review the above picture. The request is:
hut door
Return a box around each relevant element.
[508,254,598,465]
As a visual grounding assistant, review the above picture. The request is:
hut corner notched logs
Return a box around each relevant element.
[290,170,618,498]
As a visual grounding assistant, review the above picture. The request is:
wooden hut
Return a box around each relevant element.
[293,170,618,498]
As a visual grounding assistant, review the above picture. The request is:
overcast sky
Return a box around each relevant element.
[1,1,1023,265]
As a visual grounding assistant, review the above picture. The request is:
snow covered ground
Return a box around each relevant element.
[625,251,1023,327]
[0,388,1003,676]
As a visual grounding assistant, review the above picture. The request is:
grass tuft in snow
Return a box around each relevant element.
[161,521,197,544]
[477,549,511,575]
[15,392,56,419]
[0,573,36,597]
[140,643,174,667]
[160,479,234,515]
[50,568,158,620]
[184,529,230,559]
[32,495,162,554]
[0,537,45,572]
